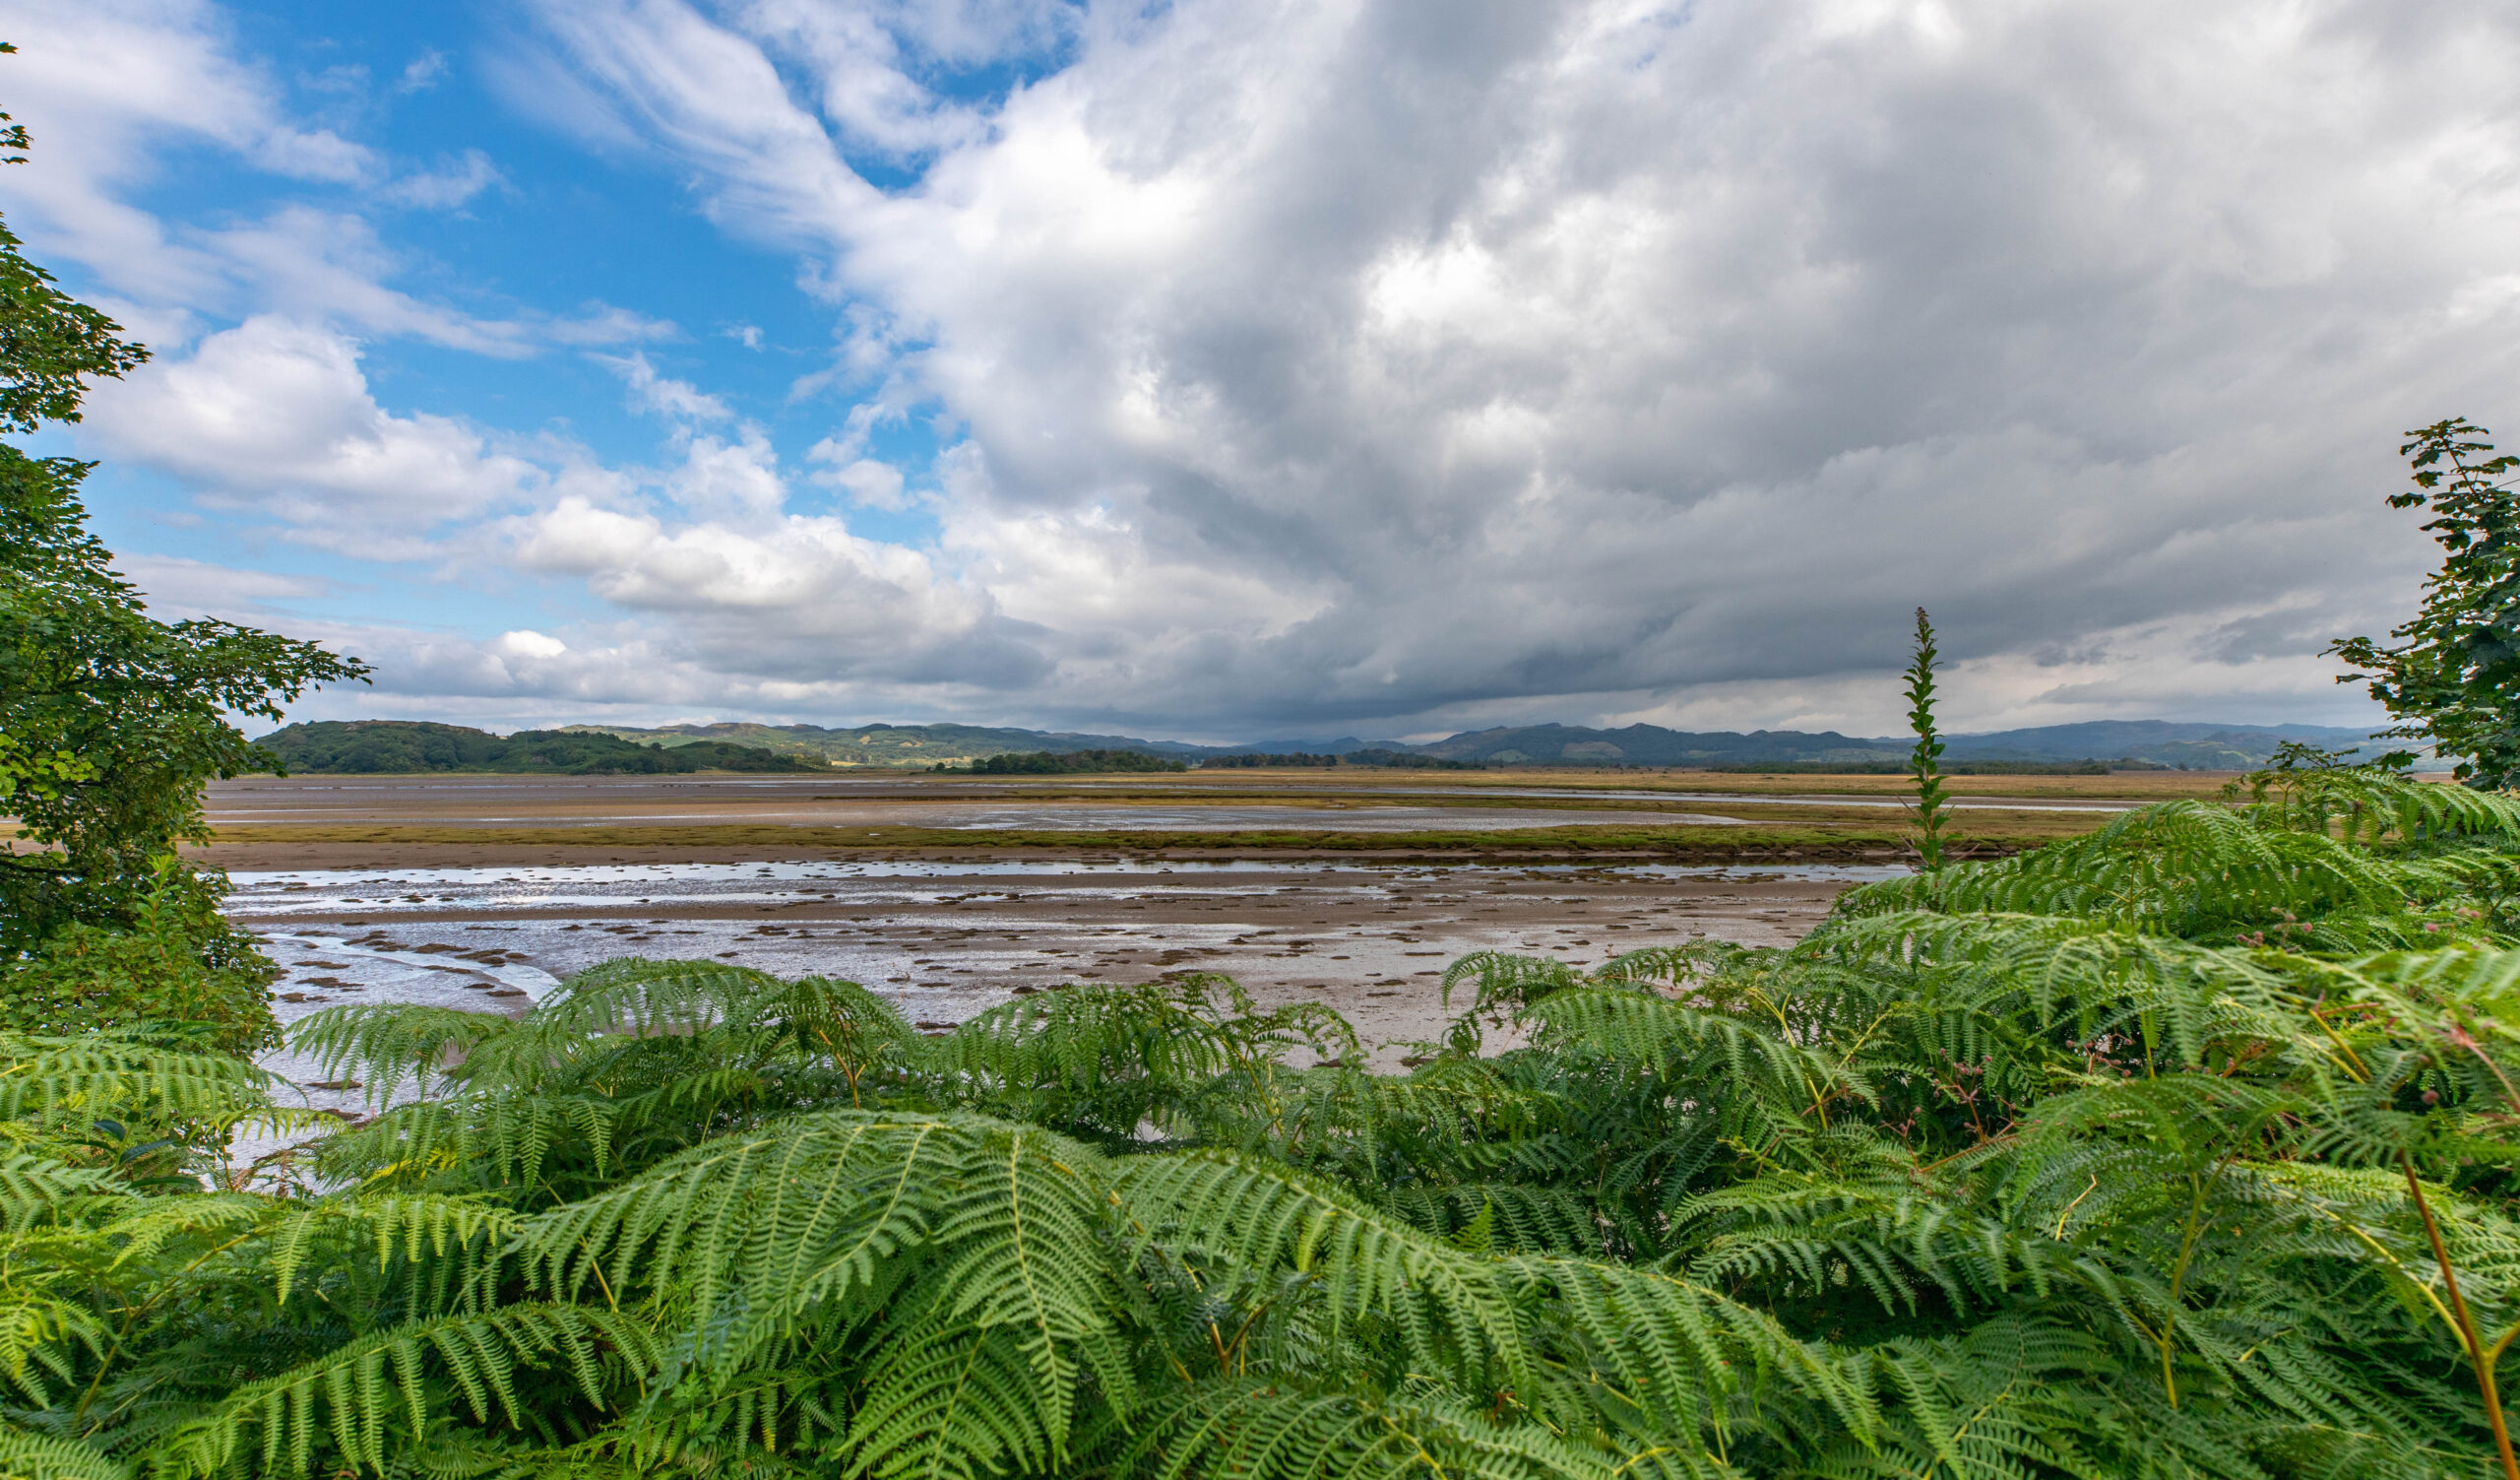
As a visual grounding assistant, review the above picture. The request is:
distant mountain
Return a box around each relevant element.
[544,716,2407,771]
[254,721,821,775]
[1411,720,2397,769]
[1940,721,2390,769]
[1413,723,1901,766]
[1217,737,1391,756]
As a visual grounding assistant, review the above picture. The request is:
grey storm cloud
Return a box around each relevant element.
[494,0,2520,735]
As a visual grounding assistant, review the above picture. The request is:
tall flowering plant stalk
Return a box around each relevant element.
[1906,607,1952,870]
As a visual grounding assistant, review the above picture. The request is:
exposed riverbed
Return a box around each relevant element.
[233,856,1897,1122]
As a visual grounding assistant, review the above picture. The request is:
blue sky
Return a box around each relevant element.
[8,2,2520,740]
[21,0,972,653]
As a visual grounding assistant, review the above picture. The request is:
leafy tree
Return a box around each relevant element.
[0,58,366,1045]
[1,449,366,936]
[2332,418,2520,787]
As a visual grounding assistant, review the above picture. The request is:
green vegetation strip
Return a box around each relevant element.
[206,821,1965,856]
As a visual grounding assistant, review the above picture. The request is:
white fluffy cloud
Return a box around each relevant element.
[2,1,671,354]
[84,316,547,553]
[0,0,373,323]
[598,351,735,424]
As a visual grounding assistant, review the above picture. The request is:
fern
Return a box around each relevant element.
[0,1428,129,1480]
[146,1304,660,1478]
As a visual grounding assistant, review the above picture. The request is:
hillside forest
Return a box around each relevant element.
[251,722,821,776]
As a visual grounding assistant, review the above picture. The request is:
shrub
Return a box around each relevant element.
[0,864,278,1054]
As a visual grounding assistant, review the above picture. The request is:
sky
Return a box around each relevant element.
[5,0,2518,743]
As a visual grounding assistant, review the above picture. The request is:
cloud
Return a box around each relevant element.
[805,404,919,509]
[728,0,1076,161]
[396,48,450,95]
[82,316,547,553]
[272,617,1041,720]
[0,0,377,307]
[437,484,1048,701]
[812,452,910,511]
[118,553,338,620]
[474,0,2520,735]
[496,628,569,659]
[191,207,544,355]
[542,304,683,347]
[380,149,505,209]
[0,5,669,361]
[31,0,2520,738]
[598,351,735,423]
[84,316,1020,698]
[505,0,882,247]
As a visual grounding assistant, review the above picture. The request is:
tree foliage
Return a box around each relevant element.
[957,749,1190,775]
[14,765,2520,1477]
[0,58,364,1043]
[2332,418,2520,788]
[1,446,366,943]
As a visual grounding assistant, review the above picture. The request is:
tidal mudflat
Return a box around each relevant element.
[196,768,2177,1116]
[230,856,1899,1119]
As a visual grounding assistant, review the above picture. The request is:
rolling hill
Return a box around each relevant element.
[253,722,823,775]
[554,717,2400,770]
[556,721,1223,767]
[1408,720,2393,769]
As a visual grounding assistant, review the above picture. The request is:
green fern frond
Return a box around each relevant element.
[260,1193,527,1304]
[1441,952,1585,1019]
[1116,1148,1875,1448]
[0,1150,118,1231]
[143,1304,659,1478]
[0,1035,271,1123]
[930,977,1355,1141]
[2235,763,2520,846]
[0,1427,129,1480]
[0,1282,108,1406]
[1520,988,1871,1125]
[1110,1379,1699,1480]
[287,1005,519,1105]
[1832,800,2423,939]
